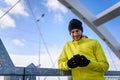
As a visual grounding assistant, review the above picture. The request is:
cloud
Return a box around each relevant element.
[12,39,25,46]
[54,13,64,23]
[0,10,15,28]
[10,54,59,68]
[44,0,68,23]
[0,0,29,29]
[5,0,29,16]
[44,0,67,13]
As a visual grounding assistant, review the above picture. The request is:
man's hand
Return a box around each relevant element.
[67,57,78,68]
[73,54,90,67]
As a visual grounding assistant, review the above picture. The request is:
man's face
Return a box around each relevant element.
[70,29,82,41]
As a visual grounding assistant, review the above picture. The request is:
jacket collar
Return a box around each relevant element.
[72,37,87,44]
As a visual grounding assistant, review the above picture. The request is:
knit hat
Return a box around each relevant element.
[68,19,83,32]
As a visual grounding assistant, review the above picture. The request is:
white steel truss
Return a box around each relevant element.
[58,0,120,59]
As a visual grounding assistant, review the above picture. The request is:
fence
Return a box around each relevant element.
[0,67,120,80]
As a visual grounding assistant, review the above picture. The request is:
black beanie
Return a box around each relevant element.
[68,19,83,32]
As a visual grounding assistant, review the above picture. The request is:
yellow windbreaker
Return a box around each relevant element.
[58,37,109,80]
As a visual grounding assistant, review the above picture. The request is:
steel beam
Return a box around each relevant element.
[93,2,120,26]
[58,0,120,59]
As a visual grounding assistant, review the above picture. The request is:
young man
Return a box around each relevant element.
[58,19,109,80]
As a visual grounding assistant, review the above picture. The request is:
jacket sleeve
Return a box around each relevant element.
[87,40,109,72]
[58,44,69,71]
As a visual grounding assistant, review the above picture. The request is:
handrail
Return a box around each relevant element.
[0,67,120,76]
[0,67,71,76]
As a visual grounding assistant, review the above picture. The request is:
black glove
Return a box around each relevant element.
[67,57,78,68]
[73,54,90,67]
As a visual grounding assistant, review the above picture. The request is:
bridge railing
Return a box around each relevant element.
[0,67,120,80]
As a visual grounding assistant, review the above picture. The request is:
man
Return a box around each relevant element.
[58,19,109,80]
